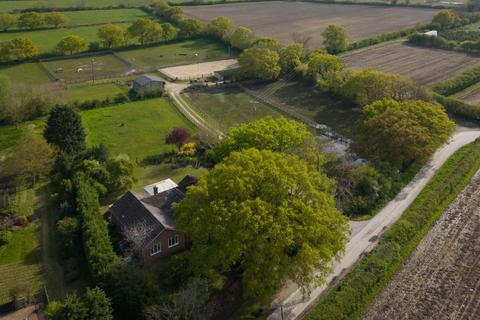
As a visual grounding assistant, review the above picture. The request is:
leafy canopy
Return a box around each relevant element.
[322,24,348,54]
[214,116,311,160]
[356,99,455,168]
[174,148,349,299]
[230,26,254,50]
[239,47,281,80]
[56,35,86,55]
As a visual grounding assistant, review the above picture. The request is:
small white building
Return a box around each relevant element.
[143,178,178,196]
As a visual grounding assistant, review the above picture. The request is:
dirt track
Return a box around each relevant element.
[343,42,480,86]
[362,169,480,320]
[183,2,437,48]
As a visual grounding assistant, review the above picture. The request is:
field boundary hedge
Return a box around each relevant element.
[434,93,480,121]
[304,138,480,320]
[432,64,480,96]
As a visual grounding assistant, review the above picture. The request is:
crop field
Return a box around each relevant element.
[455,84,480,105]
[117,39,232,69]
[362,169,480,320]
[182,87,281,132]
[343,42,480,86]
[41,53,134,83]
[63,81,127,102]
[183,2,438,48]
[0,22,131,54]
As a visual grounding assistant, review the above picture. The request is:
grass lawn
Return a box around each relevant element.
[183,87,281,132]
[117,39,232,69]
[0,62,52,86]
[134,164,208,192]
[63,81,128,102]
[0,22,131,54]
[82,98,195,161]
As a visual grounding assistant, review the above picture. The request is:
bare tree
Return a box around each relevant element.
[122,221,154,260]
[291,32,312,54]
[143,279,210,320]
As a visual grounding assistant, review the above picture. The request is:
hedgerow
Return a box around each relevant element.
[304,139,480,320]
[432,64,480,96]
[433,93,480,122]
[74,173,119,283]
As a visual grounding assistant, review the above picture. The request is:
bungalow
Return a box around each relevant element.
[109,175,197,261]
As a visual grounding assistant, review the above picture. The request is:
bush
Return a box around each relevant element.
[407,33,457,50]
[432,64,480,96]
[305,139,480,320]
[0,230,12,246]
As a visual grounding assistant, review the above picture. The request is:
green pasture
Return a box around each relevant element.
[0,62,52,86]
[0,0,152,12]
[183,87,281,132]
[117,39,232,68]
[57,8,149,26]
[63,81,127,102]
[0,22,131,54]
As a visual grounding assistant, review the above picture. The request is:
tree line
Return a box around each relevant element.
[0,11,69,31]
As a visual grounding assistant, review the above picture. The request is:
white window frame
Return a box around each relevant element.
[150,242,162,256]
[168,235,179,248]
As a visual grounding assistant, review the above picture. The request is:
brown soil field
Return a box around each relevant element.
[343,41,480,86]
[362,169,480,320]
[457,85,480,105]
[183,2,438,48]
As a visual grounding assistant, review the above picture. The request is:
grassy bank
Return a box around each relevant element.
[305,138,480,320]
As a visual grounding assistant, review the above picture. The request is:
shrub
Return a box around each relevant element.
[433,93,480,122]
[0,230,12,246]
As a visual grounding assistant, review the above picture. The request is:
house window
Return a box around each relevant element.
[168,235,179,248]
[150,242,162,256]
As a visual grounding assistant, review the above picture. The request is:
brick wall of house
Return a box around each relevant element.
[142,230,185,261]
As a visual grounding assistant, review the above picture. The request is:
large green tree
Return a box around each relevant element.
[127,19,162,45]
[279,43,304,74]
[229,26,254,50]
[45,12,69,28]
[356,99,455,168]
[207,16,233,40]
[340,69,430,106]
[432,9,458,29]
[214,116,311,160]
[44,106,86,155]
[239,47,281,80]
[322,24,348,54]
[0,38,38,61]
[98,23,126,48]
[175,148,348,299]
[18,12,45,29]
[56,35,86,55]
[307,51,344,90]
[178,18,205,39]
[0,12,17,31]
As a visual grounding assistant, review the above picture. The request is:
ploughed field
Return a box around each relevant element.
[361,169,480,320]
[183,1,438,48]
[343,42,480,86]
[456,85,480,105]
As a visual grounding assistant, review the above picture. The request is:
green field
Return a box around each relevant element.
[63,81,128,102]
[117,39,232,68]
[82,98,195,160]
[183,87,281,132]
[0,0,153,12]
[0,62,52,86]
[42,53,132,82]
[0,22,131,54]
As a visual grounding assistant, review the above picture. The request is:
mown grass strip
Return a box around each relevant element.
[304,138,480,320]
